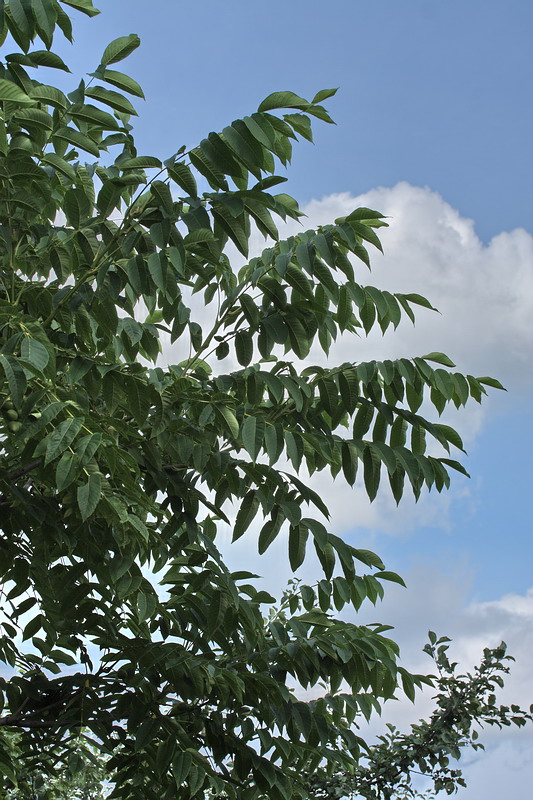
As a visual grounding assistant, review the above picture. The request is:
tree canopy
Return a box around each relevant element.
[0,2,527,799]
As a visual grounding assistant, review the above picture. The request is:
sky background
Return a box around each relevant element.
[41,1,533,795]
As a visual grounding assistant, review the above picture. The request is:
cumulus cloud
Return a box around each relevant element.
[294,183,533,393]
[247,183,533,538]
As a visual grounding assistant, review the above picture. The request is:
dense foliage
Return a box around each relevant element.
[4,637,532,800]
[0,2,526,798]
[3,729,107,799]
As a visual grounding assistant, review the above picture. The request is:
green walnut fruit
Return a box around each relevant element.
[5,409,19,421]
[8,421,22,434]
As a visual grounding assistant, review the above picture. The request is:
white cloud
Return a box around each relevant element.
[245,183,533,538]
[158,185,533,794]
[295,183,533,393]
[165,181,533,426]
[166,182,533,411]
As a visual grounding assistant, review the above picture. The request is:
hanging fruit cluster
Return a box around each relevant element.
[1,396,22,434]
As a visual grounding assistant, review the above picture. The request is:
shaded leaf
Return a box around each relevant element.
[241,415,265,461]
[45,417,84,465]
[97,67,144,98]
[0,78,34,104]
[77,472,102,521]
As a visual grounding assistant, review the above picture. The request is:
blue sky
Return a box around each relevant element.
[56,0,533,243]
[23,1,533,795]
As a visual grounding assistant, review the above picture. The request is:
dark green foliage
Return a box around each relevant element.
[3,731,107,798]
[0,2,522,799]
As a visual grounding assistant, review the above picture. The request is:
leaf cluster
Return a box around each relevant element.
[305,637,533,799]
[0,3,520,800]
[2,729,107,798]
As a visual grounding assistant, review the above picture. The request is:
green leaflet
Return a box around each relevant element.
[69,102,119,130]
[19,49,70,71]
[121,155,162,169]
[285,315,310,358]
[100,34,140,66]
[341,441,358,486]
[44,416,84,465]
[85,85,137,115]
[288,523,308,570]
[433,423,465,453]
[0,78,34,104]
[168,161,197,196]
[284,113,313,142]
[97,180,122,216]
[172,750,192,786]
[353,403,374,438]
[54,126,100,157]
[29,83,68,108]
[240,293,260,327]
[41,153,77,180]
[207,590,228,636]
[201,131,244,179]
[0,355,26,408]
[97,68,145,98]
[62,0,100,17]
[363,445,381,502]
[77,472,102,521]
[285,430,303,470]
[63,187,92,228]
[315,541,335,580]
[285,264,314,299]
[264,423,284,464]
[20,337,49,373]
[55,451,81,491]
[258,91,310,112]
[421,351,456,368]
[374,570,406,587]
[233,490,260,542]
[217,405,239,439]
[477,375,506,391]
[312,88,338,104]
[235,329,253,366]
[241,415,265,461]
[22,614,44,641]
[212,199,249,256]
